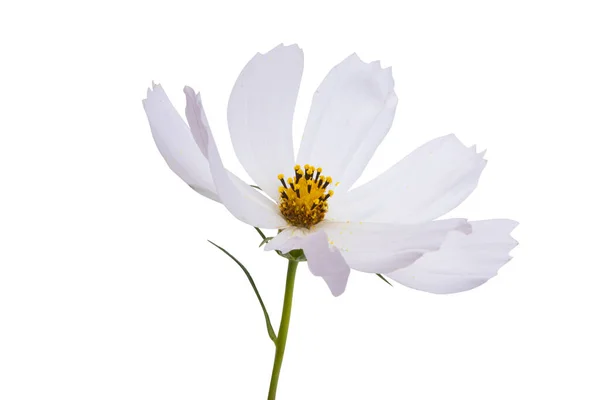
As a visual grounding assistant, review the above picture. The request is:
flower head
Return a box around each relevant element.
[143,44,518,297]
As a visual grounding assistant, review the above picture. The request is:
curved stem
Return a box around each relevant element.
[267,260,299,400]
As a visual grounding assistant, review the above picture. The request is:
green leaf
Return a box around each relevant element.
[376,273,393,287]
[254,226,267,241]
[254,227,275,247]
[259,237,274,247]
[207,240,277,344]
[254,227,274,247]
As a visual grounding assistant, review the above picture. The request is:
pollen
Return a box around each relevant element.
[277,165,335,228]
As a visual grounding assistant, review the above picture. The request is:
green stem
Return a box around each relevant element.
[267,260,299,400]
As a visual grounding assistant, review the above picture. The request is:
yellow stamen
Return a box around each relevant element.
[276,166,336,228]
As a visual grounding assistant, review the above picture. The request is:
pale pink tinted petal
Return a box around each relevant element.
[228,44,302,201]
[265,229,350,296]
[142,84,219,201]
[302,231,351,296]
[184,87,285,228]
[297,54,397,194]
[330,134,486,224]
[386,219,518,294]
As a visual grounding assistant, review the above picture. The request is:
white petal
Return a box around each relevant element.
[266,229,350,296]
[321,219,471,273]
[297,54,397,193]
[142,84,219,201]
[227,44,303,201]
[330,134,486,224]
[263,228,307,252]
[386,219,518,294]
[184,87,286,228]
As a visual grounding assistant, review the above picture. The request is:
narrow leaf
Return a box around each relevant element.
[254,227,267,241]
[376,273,393,287]
[259,237,273,247]
[207,240,277,344]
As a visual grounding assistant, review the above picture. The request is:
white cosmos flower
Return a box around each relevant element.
[143,44,518,297]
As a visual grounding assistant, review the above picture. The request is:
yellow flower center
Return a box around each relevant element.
[277,165,335,228]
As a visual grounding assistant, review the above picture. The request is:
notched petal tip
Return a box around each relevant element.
[502,220,520,250]
[279,42,302,50]
[444,134,488,160]
[183,85,207,108]
[345,52,389,72]
[369,60,393,77]
[143,82,168,104]
[258,43,304,58]
[338,52,396,97]
[145,81,162,96]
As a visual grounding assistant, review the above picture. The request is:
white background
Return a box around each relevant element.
[1,1,599,399]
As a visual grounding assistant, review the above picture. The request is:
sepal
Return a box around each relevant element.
[276,249,307,262]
